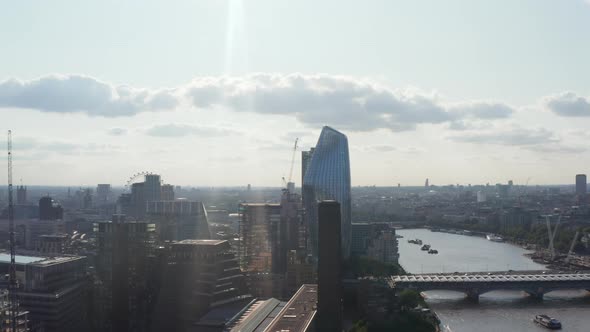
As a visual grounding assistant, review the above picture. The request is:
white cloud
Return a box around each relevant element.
[448,127,558,146]
[144,124,240,137]
[0,74,177,117]
[0,73,518,132]
[108,127,127,136]
[544,92,590,117]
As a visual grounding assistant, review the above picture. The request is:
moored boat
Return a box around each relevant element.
[533,314,561,329]
[486,234,504,242]
[428,249,438,254]
[421,244,431,251]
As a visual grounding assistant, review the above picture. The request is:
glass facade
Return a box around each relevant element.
[303,126,351,259]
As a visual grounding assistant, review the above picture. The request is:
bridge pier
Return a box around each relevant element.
[466,289,480,302]
[525,288,545,300]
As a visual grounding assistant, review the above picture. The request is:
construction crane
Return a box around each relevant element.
[545,214,561,261]
[565,231,580,264]
[7,130,17,332]
[287,138,298,184]
[282,138,298,190]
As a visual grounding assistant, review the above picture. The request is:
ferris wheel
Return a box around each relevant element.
[124,171,158,192]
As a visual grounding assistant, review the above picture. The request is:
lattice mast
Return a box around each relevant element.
[7,130,18,332]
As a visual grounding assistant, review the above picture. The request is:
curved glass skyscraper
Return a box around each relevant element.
[303,126,351,259]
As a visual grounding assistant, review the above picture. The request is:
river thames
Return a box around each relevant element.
[397,228,590,332]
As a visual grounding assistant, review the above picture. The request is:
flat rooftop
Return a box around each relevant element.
[0,253,84,266]
[175,239,226,246]
[263,284,317,332]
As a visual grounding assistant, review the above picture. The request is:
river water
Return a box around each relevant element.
[397,229,590,332]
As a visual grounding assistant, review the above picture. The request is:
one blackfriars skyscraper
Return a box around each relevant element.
[303,126,351,259]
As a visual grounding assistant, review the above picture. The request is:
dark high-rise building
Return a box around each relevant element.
[316,201,342,332]
[39,196,63,220]
[576,174,587,195]
[94,216,157,332]
[16,185,27,204]
[303,126,351,259]
[151,240,251,332]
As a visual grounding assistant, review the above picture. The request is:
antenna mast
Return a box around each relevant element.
[8,130,18,332]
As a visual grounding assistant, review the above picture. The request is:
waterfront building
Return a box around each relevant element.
[39,197,63,220]
[38,234,68,254]
[366,229,399,264]
[303,126,351,259]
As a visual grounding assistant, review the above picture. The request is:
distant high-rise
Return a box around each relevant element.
[316,201,342,332]
[16,185,27,204]
[303,126,351,259]
[425,178,429,188]
[144,174,162,202]
[576,174,587,195]
[97,184,112,204]
[301,148,315,187]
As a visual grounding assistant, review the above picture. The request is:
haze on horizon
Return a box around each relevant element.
[1,0,590,187]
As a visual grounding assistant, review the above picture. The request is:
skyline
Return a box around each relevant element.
[2,0,590,186]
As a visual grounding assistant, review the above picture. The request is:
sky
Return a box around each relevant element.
[1,0,590,187]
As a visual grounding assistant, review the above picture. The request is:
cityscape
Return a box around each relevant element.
[2,1,590,331]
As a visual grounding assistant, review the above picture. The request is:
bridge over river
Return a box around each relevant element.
[391,271,590,301]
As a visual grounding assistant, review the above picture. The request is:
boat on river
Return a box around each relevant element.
[421,244,431,251]
[428,249,438,254]
[533,314,561,329]
[408,239,423,245]
[486,234,504,242]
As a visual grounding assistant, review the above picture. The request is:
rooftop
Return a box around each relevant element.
[175,239,227,246]
[263,284,317,332]
[0,253,84,266]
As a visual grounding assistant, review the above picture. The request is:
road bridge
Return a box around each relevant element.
[390,271,590,301]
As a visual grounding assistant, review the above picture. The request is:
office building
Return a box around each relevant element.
[94,216,157,332]
[39,197,63,220]
[316,201,342,332]
[151,240,251,332]
[576,174,587,195]
[0,253,88,332]
[239,203,282,273]
[16,185,27,205]
[146,200,211,241]
[303,126,351,259]
[38,234,68,254]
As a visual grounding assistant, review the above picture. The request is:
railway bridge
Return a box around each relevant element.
[390,271,590,301]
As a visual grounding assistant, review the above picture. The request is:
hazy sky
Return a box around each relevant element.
[1,0,590,187]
